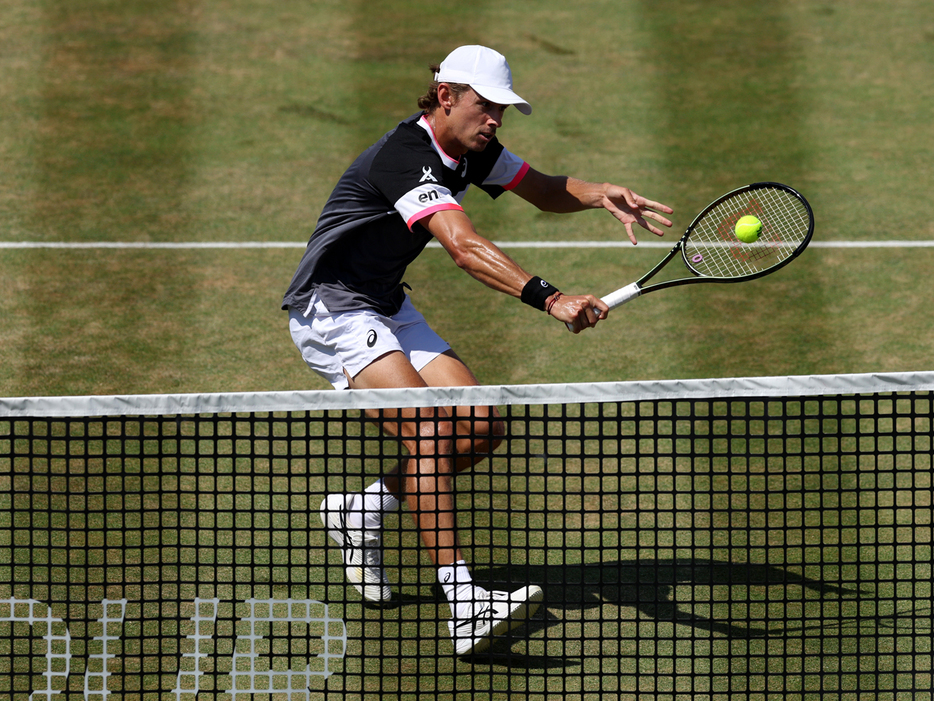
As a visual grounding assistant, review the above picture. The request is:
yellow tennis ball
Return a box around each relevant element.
[735,215,762,243]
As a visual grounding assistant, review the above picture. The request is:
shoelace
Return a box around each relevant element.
[473,603,494,621]
[362,546,382,567]
[454,601,494,635]
[359,535,387,583]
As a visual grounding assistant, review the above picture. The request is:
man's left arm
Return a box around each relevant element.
[511,167,674,244]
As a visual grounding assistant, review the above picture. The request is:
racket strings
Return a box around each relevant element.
[684,186,811,279]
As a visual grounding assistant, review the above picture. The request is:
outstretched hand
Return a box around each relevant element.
[602,186,674,244]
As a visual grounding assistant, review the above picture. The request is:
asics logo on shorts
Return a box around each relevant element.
[366,330,378,348]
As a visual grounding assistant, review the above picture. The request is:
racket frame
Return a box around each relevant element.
[602,181,814,311]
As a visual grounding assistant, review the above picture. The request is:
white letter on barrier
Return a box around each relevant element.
[0,598,72,701]
[227,598,347,699]
[83,599,128,701]
[171,597,220,700]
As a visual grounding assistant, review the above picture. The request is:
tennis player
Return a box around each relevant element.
[283,45,672,656]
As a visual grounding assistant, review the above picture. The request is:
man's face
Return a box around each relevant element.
[446,88,509,154]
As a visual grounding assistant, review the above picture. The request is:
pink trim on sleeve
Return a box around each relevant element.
[503,161,530,191]
[407,202,463,230]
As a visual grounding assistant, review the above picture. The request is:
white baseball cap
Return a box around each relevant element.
[434,45,532,115]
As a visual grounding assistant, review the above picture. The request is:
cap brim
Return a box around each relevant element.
[470,84,532,115]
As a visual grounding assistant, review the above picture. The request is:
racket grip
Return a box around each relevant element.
[601,282,642,310]
[564,282,643,331]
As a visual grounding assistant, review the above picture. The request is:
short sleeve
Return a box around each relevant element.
[369,137,464,230]
[481,148,529,191]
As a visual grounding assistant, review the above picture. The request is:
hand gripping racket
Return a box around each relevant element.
[572,182,813,329]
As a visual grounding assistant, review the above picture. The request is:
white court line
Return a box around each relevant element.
[0,240,933,250]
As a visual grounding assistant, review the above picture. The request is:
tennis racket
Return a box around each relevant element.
[572,181,813,329]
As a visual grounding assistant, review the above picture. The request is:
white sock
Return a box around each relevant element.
[357,479,402,530]
[437,561,484,618]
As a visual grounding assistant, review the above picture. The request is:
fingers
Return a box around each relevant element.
[592,296,610,320]
[619,187,640,211]
[616,208,668,240]
[642,206,674,227]
[642,216,671,238]
[606,187,674,240]
[560,295,608,334]
[624,222,637,245]
[641,207,674,236]
[636,195,674,216]
[609,187,673,216]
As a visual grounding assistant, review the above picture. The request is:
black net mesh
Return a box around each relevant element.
[1,385,932,700]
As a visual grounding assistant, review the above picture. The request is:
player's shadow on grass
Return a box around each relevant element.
[464,558,856,666]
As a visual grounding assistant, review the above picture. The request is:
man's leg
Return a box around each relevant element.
[347,350,464,567]
[320,349,459,602]
[347,350,542,655]
[374,350,505,505]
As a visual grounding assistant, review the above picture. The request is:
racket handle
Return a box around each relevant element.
[602,282,642,310]
[565,282,642,331]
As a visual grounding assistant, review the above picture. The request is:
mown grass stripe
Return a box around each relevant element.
[3,240,932,249]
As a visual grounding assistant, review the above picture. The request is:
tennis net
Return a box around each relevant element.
[1,372,932,700]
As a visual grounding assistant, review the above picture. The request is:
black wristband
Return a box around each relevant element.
[521,276,560,311]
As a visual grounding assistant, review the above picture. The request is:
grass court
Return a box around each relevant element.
[1,1,933,699]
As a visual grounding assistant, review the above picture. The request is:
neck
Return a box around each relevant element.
[424,111,467,158]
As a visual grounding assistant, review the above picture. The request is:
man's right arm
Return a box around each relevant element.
[421,209,607,333]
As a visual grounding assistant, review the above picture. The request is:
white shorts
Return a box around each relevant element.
[288,293,451,390]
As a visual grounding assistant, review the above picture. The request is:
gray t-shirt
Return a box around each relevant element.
[282,112,528,316]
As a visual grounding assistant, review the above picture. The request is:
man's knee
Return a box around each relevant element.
[487,417,506,451]
[462,409,505,453]
[407,407,456,461]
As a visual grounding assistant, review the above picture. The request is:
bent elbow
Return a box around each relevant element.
[445,243,474,271]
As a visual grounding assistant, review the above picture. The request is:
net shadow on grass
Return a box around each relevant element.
[450,559,858,667]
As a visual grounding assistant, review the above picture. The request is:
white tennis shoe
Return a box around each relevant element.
[448,585,544,656]
[320,493,392,603]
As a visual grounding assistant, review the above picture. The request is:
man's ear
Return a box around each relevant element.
[437,83,455,112]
